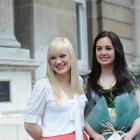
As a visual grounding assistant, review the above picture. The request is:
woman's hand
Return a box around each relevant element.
[121,132,133,140]
[84,122,105,140]
[93,133,105,140]
[121,117,140,140]
[24,122,42,140]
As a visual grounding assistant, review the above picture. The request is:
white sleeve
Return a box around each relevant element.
[24,79,48,123]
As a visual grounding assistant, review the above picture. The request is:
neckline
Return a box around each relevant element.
[61,90,76,102]
[97,83,116,91]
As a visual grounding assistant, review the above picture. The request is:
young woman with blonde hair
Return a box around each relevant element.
[24,37,88,140]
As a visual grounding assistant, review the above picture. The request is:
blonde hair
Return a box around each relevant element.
[46,37,83,102]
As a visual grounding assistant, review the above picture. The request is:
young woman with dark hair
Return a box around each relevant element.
[84,31,140,140]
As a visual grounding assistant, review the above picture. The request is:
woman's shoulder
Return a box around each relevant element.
[35,77,49,84]
[128,69,139,88]
[78,75,89,85]
[30,78,52,99]
[81,74,89,86]
[81,74,89,81]
[33,78,51,90]
[78,75,83,81]
[128,70,136,80]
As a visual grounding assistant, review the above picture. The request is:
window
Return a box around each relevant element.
[75,0,89,73]
[0,81,10,102]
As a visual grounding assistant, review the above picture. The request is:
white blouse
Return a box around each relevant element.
[24,78,87,140]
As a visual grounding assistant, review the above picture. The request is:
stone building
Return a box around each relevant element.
[0,0,140,139]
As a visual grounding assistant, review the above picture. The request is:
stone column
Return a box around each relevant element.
[0,0,27,59]
[130,0,140,74]
[0,0,20,47]
[0,0,38,114]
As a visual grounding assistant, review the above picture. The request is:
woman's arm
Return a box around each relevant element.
[24,122,42,140]
[24,79,48,140]
[121,117,140,140]
[84,122,105,140]
[121,88,140,140]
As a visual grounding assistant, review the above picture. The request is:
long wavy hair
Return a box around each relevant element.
[88,31,132,91]
[46,37,82,102]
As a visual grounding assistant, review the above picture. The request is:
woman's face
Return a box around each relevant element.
[96,37,115,67]
[49,49,71,76]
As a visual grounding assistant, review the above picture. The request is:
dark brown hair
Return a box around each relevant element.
[88,31,132,91]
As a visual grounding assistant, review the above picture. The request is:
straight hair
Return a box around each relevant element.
[46,37,83,102]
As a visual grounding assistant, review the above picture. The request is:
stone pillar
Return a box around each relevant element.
[0,0,20,47]
[0,0,38,115]
[130,0,140,74]
[0,0,28,59]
